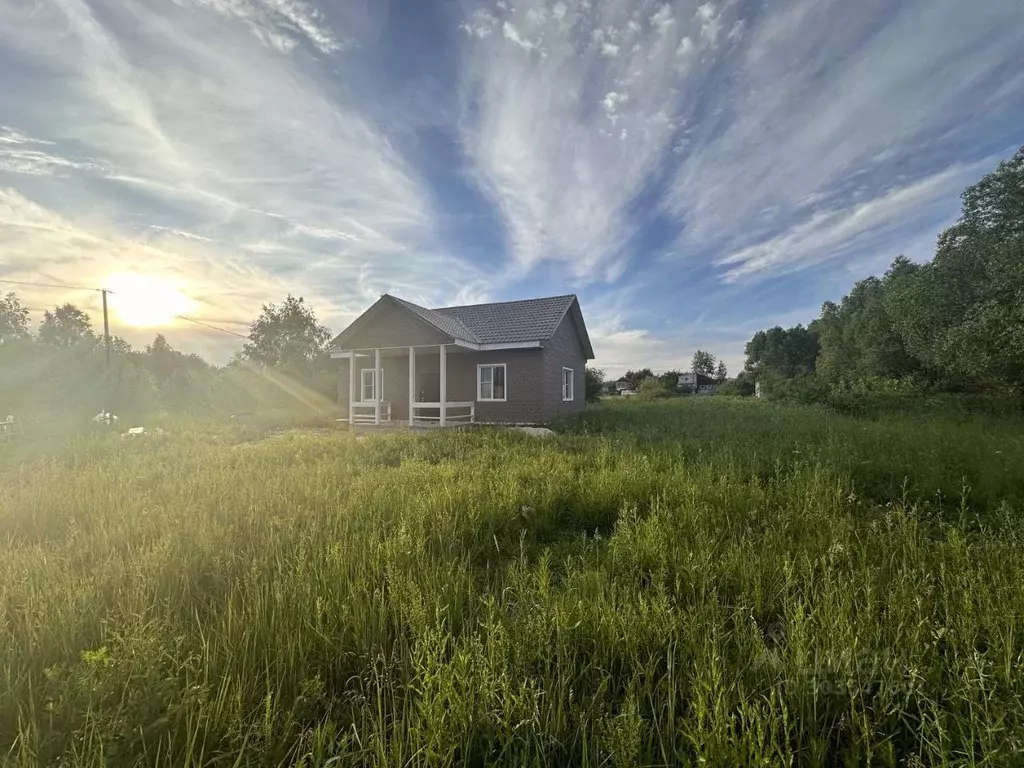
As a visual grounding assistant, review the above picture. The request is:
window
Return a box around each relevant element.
[477,364,506,401]
[360,368,377,402]
[562,367,574,401]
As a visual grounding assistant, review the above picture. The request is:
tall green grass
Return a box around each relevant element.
[2,399,1023,766]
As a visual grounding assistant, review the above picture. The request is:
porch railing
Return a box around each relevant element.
[411,401,475,425]
[350,402,391,424]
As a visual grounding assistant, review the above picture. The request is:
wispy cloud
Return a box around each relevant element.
[457,0,1024,292]
[667,0,1024,262]
[715,156,999,282]
[173,0,346,55]
[458,0,731,280]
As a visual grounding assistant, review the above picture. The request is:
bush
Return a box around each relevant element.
[636,377,672,400]
[716,375,755,397]
[585,367,605,403]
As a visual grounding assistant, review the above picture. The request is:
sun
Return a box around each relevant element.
[106,274,194,328]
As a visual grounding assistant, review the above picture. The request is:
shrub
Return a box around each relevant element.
[635,377,672,400]
[585,367,605,403]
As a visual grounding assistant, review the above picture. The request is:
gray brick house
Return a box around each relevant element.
[330,294,594,426]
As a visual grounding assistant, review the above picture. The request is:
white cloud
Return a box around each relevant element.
[147,225,213,243]
[588,313,747,378]
[650,4,674,35]
[666,0,1024,258]
[174,0,345,55]
[460,8,499,38]
[456,0,1022,296]
[715,156,998,282]
[695,3,722,45]
[0,148,106,176]
[458,0,724,279]
[0,126,54,146]
[502,21,537,51]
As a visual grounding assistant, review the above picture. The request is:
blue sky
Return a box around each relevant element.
[1,0,1022,374]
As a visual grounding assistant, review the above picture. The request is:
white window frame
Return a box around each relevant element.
[360,368,379,402]
[562,367,575,401]
[477,363,507,402]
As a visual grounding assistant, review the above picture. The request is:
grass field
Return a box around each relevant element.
[3,398,1024,766]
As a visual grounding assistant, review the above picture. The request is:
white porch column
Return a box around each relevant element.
[374,347,381,425]
[439,343,447,427]
[348,351,356,424]
[408,346,416,426]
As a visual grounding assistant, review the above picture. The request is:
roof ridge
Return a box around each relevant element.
[432,294,576,312]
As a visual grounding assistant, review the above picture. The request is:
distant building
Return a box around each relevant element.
[614,377,635,395]
[677,372,719,395]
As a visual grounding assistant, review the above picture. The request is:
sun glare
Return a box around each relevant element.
[106,274,194,328]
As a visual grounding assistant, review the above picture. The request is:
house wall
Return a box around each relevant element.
[448,349,546,424]
[340,302,453,349]
[337,348,546,424]
[540,312,588,421]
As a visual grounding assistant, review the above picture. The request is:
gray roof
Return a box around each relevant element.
[391,296,481,343]
[331,293,594,357]
[432,295,578,345]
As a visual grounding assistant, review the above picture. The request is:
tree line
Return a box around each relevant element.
[735,146,1024,401]
[0,293,337,423]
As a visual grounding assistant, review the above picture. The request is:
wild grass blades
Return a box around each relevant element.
[2,398,1024,766]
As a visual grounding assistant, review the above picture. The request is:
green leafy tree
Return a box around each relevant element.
[0,292,30,343]
[584,367,605,403]
[745,325,819,378]
[715,360,728,382]
[658,370,683,390]
[885,149,1024,391]
[691,350,716,377]
[623,368,653,389]
[38,303,95,348]
[241,296,331,369]
[940,145,1024,248]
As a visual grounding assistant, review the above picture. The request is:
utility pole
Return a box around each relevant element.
[102,289,111,369]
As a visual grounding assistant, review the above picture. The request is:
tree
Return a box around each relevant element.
[658,370,683,390]
[940,145,1024,249]
[0,292,30,343]
[691,350,716,377]
[745,325,819,378]
[38,303,94,348]
[623,368,653,389]
[584,367,605,402]
[241,295,331,369]
[715,360,728,382]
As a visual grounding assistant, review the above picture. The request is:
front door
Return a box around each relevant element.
[416,371,440,420]
[417,371,439,403]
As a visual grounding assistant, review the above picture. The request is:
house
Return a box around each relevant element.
[614,378,636,395]
[329,293,594,426]
[677,372,719,395]
[602,378,633,396]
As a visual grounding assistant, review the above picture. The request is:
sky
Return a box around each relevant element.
[1,0,1022,376]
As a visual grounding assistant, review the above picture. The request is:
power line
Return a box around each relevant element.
[0,278,104,293]
[4,277,249,339]
[174,315,250,340]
